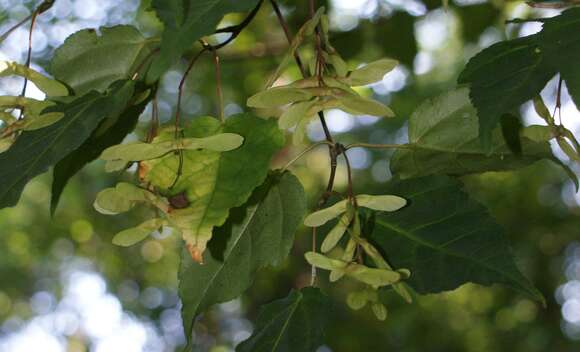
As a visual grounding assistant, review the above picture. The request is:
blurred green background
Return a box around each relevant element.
[1,0,580,351]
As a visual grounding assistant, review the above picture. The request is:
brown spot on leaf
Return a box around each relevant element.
[168,192,189,209]
[186,243,204,263]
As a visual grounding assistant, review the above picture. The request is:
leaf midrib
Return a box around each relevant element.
[374,218,529,291]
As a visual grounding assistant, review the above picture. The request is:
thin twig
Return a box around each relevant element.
[281,141,333,172]
[345,142,410,150]
[554,76,563,125]
[147,96,160,143]
[175,48,206,137]
[270,0,333,143]
[131,48,160,81]
[211,0,264,50]
[505,18,548,24]
[17,10,38,120]
[211,48,225,122]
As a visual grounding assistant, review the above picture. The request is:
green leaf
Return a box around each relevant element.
[346,59,398,86]
[148,0,261,82]
[51,26,157,94]
[0,61,68,96]
[391,88,559,179]
[0,80,135,210]
[369,176,544,303]
[458,36,555,148]
[144,114,284,260]
[51,83,151,214]
[539,8,580,109]
[179,171,306,343]
[499,113,523,155]
[112,218,165,247]
[236,288,330,352]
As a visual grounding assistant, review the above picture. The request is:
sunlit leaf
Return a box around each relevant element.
[51,25,157,94]
[144,114,284,261]
[391,88,563,179]
[149,0,262,82]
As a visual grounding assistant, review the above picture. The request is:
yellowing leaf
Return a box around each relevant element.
[304,199,348,227]
[0,61,68,97]
[144,114,284,262]
[356,194,407,212]
[112,218,165,247]
[347,59,398,86]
